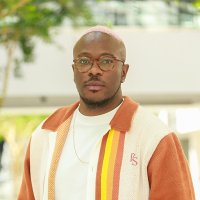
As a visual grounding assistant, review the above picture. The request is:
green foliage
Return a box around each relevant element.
[0,0,93,63]
[0,133,4,141]
[0,0,93,108]
[0,114,48,139]
[193,0,200,8]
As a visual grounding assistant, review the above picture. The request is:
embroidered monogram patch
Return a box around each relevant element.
[130,153,138,166]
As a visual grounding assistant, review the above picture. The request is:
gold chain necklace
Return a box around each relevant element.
[72,110,89,164]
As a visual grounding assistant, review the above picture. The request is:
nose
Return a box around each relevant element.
[88,59,103,75]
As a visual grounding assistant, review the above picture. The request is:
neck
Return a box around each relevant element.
[79,96,123,116]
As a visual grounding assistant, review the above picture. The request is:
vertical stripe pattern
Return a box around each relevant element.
[96,129,125,200]
[48,116,72,200]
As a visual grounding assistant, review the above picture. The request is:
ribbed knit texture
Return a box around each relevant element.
[18,97,195,200]
[48,116,72,200]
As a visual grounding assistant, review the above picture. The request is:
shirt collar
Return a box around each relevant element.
[42,96,138,132]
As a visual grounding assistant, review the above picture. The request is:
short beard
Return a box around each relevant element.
[80,85,121,109]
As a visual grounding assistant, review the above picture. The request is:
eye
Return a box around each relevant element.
[100,57,114,65]
[78,57,91,65]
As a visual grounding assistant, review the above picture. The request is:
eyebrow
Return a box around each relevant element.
[76,52,116,58]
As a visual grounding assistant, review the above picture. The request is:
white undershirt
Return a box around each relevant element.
[54,104,121,200]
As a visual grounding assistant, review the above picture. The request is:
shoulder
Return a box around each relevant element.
[42,101,79,131]
[132,106,171,136]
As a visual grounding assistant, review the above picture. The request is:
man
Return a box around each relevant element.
[18,26,195,200]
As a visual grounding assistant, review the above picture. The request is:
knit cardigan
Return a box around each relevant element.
[18,97,195,200]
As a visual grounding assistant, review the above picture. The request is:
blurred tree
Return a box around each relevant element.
[193,0,200,9]
[0,0,92,107]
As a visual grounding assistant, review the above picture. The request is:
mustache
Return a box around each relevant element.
[84,76,104,84]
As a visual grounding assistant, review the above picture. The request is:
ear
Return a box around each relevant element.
[121,64,129,83]
[72,64,75,71]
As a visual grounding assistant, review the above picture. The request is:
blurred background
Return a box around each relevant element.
[0,0,200,199]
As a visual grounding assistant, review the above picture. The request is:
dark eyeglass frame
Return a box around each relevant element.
[73,56,124,73]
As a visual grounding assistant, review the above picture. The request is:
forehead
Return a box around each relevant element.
[73,32,123,58]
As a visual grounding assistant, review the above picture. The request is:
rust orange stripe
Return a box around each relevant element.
[112,132,125,200]
[107,130,120,200]
[96,133,108,200]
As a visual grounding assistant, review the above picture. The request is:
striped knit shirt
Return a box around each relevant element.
[18,96,195,200]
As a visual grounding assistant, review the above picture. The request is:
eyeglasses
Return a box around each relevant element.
[73,56,124,73]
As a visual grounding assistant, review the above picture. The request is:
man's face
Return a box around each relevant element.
[72,32,129,107]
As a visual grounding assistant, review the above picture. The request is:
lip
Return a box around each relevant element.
[84,81,105,91]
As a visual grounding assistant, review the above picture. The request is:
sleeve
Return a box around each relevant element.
[147,133,195,200]
[18,141,35,200]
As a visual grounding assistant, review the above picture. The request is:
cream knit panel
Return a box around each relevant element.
[30,123,50,200]
[118,106,171,200]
